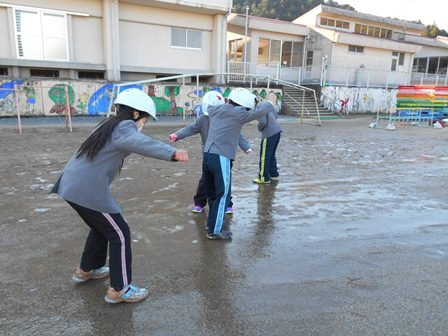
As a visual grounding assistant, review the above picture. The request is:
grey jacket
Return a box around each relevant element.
[257,103,282,138]
[51,120,177,213]
[204,101,271,160]
[175,115,251,152]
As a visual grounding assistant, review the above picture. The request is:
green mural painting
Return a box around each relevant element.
[148,84,170,114]
[0,80,282,117]
[49,84,76,115]
[165,86,182,116]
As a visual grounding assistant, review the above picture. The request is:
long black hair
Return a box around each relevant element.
[76,104,137,160]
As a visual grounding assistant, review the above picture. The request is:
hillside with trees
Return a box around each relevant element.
[232,0,448,37]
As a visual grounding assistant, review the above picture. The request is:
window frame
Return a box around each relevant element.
[320,17,350,30]
[171,27,202,50]
[306,50,314,67]
[348,45,364,53]
[13,7,69,61]
[354,23,392,40]
[257,38,303,68]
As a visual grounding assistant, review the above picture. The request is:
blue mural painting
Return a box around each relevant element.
[88,83,142,115]
[0,80,24,99]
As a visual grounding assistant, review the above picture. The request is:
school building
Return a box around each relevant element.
[0,1,447,116]
[0,0,230,82]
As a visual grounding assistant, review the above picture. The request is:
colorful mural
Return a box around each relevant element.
[396,85,448,111]
[0,80,282,117]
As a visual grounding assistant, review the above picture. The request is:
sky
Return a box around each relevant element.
[339,0,448,31]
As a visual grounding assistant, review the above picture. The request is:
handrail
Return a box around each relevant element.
[109,72,320,124]
[283,91,311,115]
[320,92,347,118]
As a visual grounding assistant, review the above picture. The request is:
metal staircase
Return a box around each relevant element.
[282,86,337,119]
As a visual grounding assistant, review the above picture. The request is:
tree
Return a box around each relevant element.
[425,23,448,38]
[232,0,353,21]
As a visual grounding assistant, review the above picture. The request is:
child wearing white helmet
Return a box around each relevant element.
[202,88,272,240]
[253,100,282,184]
[168,90,252,214]
[52,88,189,304]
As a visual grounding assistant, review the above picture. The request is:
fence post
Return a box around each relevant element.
[14,84,22,134]
[194,74,200,120]
[346,69,349,87]
[65,86,72,133]
[107,85,117,118]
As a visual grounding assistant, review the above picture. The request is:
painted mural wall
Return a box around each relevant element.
[396,86,448,111]
[321,86,398,114]
[0,80,282,117]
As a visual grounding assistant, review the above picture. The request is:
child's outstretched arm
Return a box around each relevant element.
[169,116,203,142]
[240,101,272,124]
[238,133,252,153]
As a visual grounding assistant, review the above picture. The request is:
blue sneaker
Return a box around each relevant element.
[206,231,233,240]
[225,207,234,215]
[72,266,110,283]
[105,284,149,304]
[192,205,204,213]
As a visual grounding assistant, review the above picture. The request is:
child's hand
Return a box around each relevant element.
[173,150,188,162]
[168,133,178,142]
[246,148,253,154]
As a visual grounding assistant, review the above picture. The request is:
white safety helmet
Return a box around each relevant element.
[201,91,224,115]
[228,88,257,110]
[114,88,157,120]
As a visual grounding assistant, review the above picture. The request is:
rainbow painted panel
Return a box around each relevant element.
[397,85,448,111]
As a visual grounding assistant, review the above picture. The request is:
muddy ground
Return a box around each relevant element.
[1,116,448,336]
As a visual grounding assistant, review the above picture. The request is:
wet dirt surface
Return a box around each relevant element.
[1,116,448,335]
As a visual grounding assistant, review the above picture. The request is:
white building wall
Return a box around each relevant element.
[0,0,102,15]
[322,86,397,114]
[0,8,11,58]
[71,16,104,64]
[118,3,213,72]
[416,46,448,58]
[119,21,211,70]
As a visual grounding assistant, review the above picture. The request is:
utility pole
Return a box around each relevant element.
[244,6,249,82]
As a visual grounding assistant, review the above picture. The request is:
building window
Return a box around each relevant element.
[258,38,269,64]
[0,68,8,76]
[229,39,243,61]
[291,42,303,67]
[270,39,281,63]
[258,38,302,67]
[14,8,68,61]
[281,41,303,67]
[30,69,59,77]
[258,38,281,64]
[171,27,202,49]
[348,45,364,53]
[229,39,244,61]
[438,57,448,75]
[428,57,439,74]
[320,17,349,29]
[413,58,427,73]
[398,53,405,66]
[306,51,313,66]
[78,71,104,79]
[391,59,398,71]
[391,51,405,71]
[354,23,392,40]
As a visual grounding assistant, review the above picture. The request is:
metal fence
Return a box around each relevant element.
[228,61,448,88]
